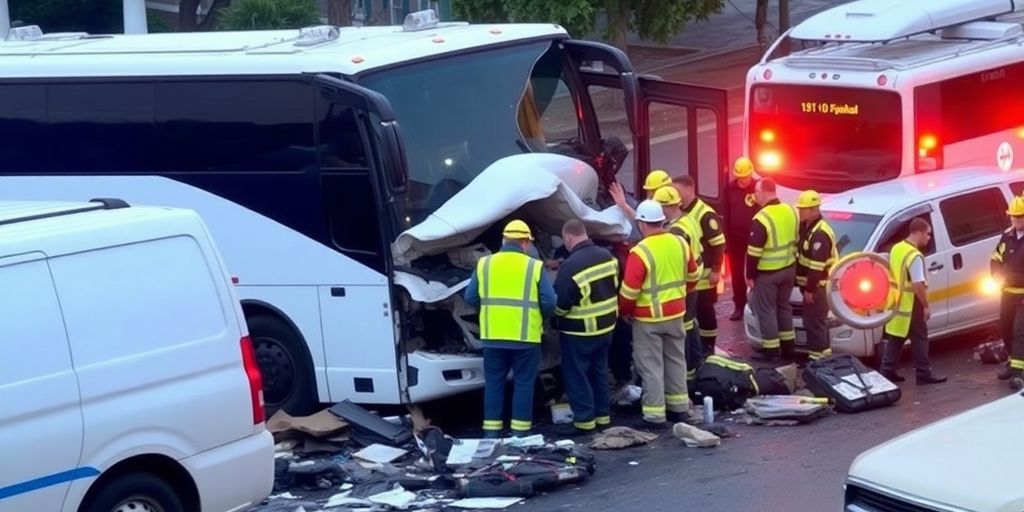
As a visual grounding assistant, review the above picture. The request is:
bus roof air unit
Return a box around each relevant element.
[790,0,1017,43]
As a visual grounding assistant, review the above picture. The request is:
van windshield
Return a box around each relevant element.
[823,211,881,256]
[359,40,554,229]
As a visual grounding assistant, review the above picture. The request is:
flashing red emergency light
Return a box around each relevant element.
[758,151,782,170]
[837,259,890,311]
[760,129,776,143]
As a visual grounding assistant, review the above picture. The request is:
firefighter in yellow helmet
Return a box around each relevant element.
[795,190,837,361]
[643,169,672,194]
[673,175,726,355]
[879,217,946,385]
[464,220,557,438]
[653,185,706,389]
[747,178,799,362]
[726,157,760,321]
[991,196,1024,390]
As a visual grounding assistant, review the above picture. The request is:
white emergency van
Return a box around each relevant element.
[744,167,1024,358]
[0,199,274,512]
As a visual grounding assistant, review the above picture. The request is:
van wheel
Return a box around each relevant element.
[83,473,183,512]
[249,314,316,416]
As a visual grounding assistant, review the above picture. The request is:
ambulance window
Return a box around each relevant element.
[876,213,936,256]
[939,188,1008,247]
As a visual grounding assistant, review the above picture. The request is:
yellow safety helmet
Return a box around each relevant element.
[734,157,755,178]
[643,169,672,191]
[502,219,533,240]
[652,185,682,206]
[796,190,822,209]
[1008,196,1024,216]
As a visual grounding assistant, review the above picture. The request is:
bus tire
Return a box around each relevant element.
[248,314,317,417]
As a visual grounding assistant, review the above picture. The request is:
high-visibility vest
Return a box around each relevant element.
[560,258,620,336]
[885,240,923,338]
[751,203,798,271]
[796,218,838,287]
[631,232,692,322]
[476,251,543,343]
[670,214,704,278]
[687,199,725,290]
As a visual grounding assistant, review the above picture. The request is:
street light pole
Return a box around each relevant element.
[0,0,10,40]
[123,0,148,34]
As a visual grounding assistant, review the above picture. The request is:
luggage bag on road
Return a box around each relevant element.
[803,354,901,413]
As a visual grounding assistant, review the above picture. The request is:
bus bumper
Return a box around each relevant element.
[405,350,485,403]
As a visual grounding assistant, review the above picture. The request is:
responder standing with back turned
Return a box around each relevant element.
[795,190,837,361]
[990,196,1024,390]
[619,200,699,430]
[552,219,620,436]
[879,218,947,385]
[653,185,705,387]
[464,220,557,439]
[726,157,761,321]
[747,178,799,362]
[674,175,726,355]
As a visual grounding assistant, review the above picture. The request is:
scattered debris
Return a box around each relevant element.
[974,340,1009,365]
[353,444,409,464]
[672,423,721,448]
[588,427,658,450]
[743,395,833,425]
[329,400,414,447]
[449,497,525,509]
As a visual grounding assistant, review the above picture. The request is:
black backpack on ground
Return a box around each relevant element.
[802,354,901,413]
[693,355,760,411]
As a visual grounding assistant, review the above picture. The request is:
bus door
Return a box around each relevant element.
[313,74,409,404]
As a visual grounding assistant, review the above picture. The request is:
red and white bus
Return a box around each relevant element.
[744,0,1024,193]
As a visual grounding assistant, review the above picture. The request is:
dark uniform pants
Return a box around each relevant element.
[727,238,748,311]
[751,265,797,354]
[697,287,719,354]
[999,292,1024,370]
[685,292,705,384]
[609,318,634,385]
[483,345,541,434]
[559,333,612,430]
[804,286,830,357]
[880,300,933,378]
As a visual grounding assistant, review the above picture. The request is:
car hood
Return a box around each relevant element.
[391,153,632,266]
[848,392,1024,511]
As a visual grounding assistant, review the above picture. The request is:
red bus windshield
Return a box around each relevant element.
[749,84,902,192]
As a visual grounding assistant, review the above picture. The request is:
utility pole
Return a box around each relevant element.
[778,0,791,55]
[0,0,10,40]
[123,0,149,34]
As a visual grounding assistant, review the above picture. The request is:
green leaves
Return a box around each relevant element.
[216,0,321,31]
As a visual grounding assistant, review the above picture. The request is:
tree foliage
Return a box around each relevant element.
[452,0,725,51]
[217,0,320,31]
[10,0,123,33]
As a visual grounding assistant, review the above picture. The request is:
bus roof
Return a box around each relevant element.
[821,166,1024,216]
[0,22,568,78]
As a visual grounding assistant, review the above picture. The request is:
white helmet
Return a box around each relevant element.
[636,199,666,224]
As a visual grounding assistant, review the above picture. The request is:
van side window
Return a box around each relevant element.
[49,236,228,366]
[876,213,937,256]
[939,188,1009,247]
[0,259,73,386]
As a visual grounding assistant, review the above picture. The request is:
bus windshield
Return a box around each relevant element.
[359,40,553,229]
[822,210,881,256]
[749,84,902,192]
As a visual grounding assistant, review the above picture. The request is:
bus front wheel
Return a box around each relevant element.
[248,314,317,417]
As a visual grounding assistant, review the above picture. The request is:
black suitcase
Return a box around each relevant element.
[694,355,760,411]
[803,354,901,413]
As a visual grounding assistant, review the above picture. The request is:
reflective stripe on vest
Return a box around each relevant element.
[754,203,798,271]
[477,251,543,343]
[796,219,838,287]
[561,259,620,336]
[633,233,690,320]
[884,240,922,338]
[671,215,704,276]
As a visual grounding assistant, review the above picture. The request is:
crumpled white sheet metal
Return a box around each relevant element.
[391,153,633,267]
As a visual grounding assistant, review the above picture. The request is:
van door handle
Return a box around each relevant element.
[929,262,944,271]
[331,287,346,297]
[952,253,963,270]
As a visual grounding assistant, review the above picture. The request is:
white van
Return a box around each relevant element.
[844,391,1024,511]
[744,167,1024,358]
[0,200,274,512]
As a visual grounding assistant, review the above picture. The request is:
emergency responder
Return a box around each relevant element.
[674,175,727,355]
[464,220,557,438]
[619,200,700,430]
[795,190,837,361]
[747,178,799,361]
[653,185,705,387]
[990,196,1024,390]
[879,218,947,385]
[552,219,620,436]
[726,157,760,321]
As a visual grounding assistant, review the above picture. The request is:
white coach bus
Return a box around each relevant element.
[743,0,1024,193]
[0,12,729,414]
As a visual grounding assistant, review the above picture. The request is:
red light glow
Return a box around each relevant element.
[760,130,776,143]
[838,261,890,311]
[758,151,782,170]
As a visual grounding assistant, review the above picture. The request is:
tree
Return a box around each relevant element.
[217,0,320,30]
[327,0,353,26]
[452,0,725,54]
[10,0,123,33]
[179,0,231,31]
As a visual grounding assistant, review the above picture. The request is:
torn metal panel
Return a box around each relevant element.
[392,153,632,266]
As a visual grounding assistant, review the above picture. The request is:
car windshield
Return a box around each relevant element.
[359,40,554,229]
[822,211,881,256]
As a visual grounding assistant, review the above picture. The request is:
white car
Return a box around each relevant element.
[0,200,274,512]
[744,166,1022,358]
[844,390,1024,511]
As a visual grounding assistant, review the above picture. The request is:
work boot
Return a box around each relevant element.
[555,424,595,438]
[881,370,905,383]
[666,411,691,424]
[917,373,948,385]
[1008,370,1024,391]
[630,418,669,432]
[482,430,503,440]
[729,306,743,321]
[997,362,1013,380]
[753,348,781,363]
